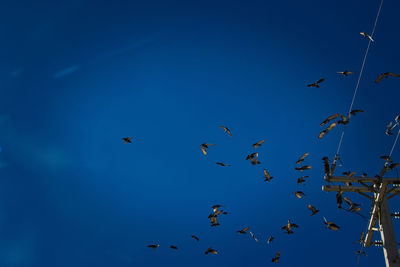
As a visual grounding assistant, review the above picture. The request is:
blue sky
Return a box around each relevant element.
[1,0,400,266]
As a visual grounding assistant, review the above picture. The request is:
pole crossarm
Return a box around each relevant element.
[324,175,400,184]
[322,184,400,193]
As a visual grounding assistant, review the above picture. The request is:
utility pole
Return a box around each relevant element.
[322,158,400,267]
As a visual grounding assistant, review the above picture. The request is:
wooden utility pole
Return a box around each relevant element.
[322,158,400,267]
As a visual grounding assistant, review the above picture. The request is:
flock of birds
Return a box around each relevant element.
[119,31,399,264]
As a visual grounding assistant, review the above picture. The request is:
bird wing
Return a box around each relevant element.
[263,169,270,178]
[326,122,337,131]
[375,73,385,83]
[389,72,400,77]
[241,226,249,232]
[318,130,327,139]
[350,109,364,116]
[320,113,340,126]
[296,152,309,164]
[317,78,325,84]
[343,196,353,206]
[201,146,207,155]
[191,235,199,241]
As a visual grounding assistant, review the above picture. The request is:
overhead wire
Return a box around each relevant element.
[332,0,385,170]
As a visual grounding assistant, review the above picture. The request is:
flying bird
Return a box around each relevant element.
[320,114,340,127]
[375,72,400,83]
[343,197,361,212]
[360,32,374,42]
[246,152,258,160]
[208,214,220,227]
[122,137,133,144]
[267,236,274,244]
[237,226,250,234]
[296,152,309,164]
[318,122,337,139]
[205,247,218,255]
[322,156,330,175]
[216,162,231,167]
[297,176,308,185]
[170,245,178,250]
[349,109,364,117]
[308,204,319,215]
[295,165,312,171]
[191,235,200,242]
[323,217,340,231]
[272,251,281,263]
[294,191,306,199]
[386,121,397,135]
[250,158,261,165]
[354,232,365,245]
[200,143,215,155]
[147,244,160,250]
[220,126,232,137]
[252,140,265,149]
[388,162,400,170]
[336,190,343,209]
[249,231,259,242]
[337,70,356,76]
[263,169,274,182]
[307,78,325,88]
[282,219,299,234]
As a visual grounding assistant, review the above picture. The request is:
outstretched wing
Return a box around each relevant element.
[388,72,400,77]
[375,73,385,83]
[320,113,340,126]
[296,152,309,164]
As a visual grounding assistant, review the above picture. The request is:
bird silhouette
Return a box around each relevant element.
[360,32,374,42]
[296,152,309,164]
[295,165,312,171]
[205,247,218,255]
[249,231,259,242]
[147,244,160,250]
[323,217,340,230]
[337,70,356,76]
[200,143,215,155]
[263,169,274,182]
[216,162,231,167]
[375,72,400,83]
[272,251,281,263]
[294,191,306,199]
[282,219,299,234]
[307,78,325,88]
[246,152,259,160]
[220,126,232,137]
[122,137,133,144]
[252,140,265,149]
[308,204,319,215]
[237,226,250,234]
[320,114,340,127]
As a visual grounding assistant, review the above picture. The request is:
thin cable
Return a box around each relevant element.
[389,127,400,157]
[334,0,384,160]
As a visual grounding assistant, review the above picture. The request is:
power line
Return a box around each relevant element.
[334,0,385,161]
